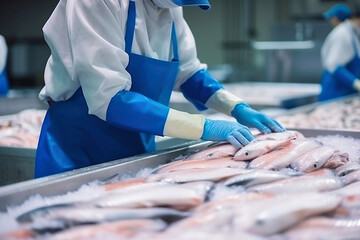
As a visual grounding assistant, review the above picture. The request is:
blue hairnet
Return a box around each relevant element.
[323,4,352,21]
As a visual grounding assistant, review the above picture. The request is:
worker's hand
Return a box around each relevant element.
[231,103,285,134]
[201,118,255,148]
[353,79,360,92]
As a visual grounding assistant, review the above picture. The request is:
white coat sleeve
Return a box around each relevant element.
[67,0,131,120]
[0,35,7,71]
[322,28,354,73]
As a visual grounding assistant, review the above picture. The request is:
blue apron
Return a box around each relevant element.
[0,69,8,95]
[35,1,179,177]
[319,31,360,101]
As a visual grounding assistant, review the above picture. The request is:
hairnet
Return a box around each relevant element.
[323,4,352,21]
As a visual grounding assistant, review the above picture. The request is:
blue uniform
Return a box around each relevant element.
[0,35,8,96]
[319,21,360,101]
[36,2,181,177]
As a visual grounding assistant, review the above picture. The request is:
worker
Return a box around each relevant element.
[319,4,360,101]
[0,35,9,96]
[35,0,284,178]
[323,3,352,28]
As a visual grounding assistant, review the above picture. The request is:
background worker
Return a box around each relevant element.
[35,0,284,178]
[319,3,360,101]
[0,35,9,96]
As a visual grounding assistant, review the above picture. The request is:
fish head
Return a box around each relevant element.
[234,148,257,161]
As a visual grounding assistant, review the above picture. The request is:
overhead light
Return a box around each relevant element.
[251,40,315,50]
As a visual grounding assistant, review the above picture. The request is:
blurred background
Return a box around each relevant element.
[0,0,358,89]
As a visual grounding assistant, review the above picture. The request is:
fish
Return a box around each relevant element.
[322,151,349,169]
[331,181,360,196]
[151,157,247,174]
[91,181,213,210]
[17,205,191,231]
[255,130,304,141]
[186,143,239,160]
[233,192,341,236]
[0,228,35,240]
[157,228,268,240]
[290,145,336,173]
[101,178,147,191]
[147,167,250,183]
[248,142,298,169]
[342,194,360,209]
[163,193,275,237]
[195,192,275,214]
[283,216,360,240]
[46,219,167,240]
[99,181,170,196]
[260,139,323,171]
[334,194,360,217]
[248,169,343,194]
[342,169,360,185]
[335,161,360,177]
[233,139,292,161]
[223,169,291,187]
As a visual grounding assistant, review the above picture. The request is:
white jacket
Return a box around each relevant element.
[321,20,360,73]
[40,0,205,120]
[0,35,7,72]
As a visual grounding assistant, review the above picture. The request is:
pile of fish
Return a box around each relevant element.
[276,96,360,130]
[1,130,360,240]
[0,109,46,148]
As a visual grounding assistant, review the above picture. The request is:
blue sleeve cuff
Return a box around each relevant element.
[180,69,223,111]
[334,66,357,87]
[0,70,9,95]
[106,90,169,136]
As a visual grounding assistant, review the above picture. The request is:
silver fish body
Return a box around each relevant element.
[290,145,336,173]
[147,167,250,183]
[152,157,247,174]
[248,169,343,194]
[233,192,341,236]
[233,139,292,161]
[186,143,238,160]
[255,130,304,141]
[335,161,360,177]
[261,139,323,171]
[283,216,360,240]
[92,181,213,210]
[223,169,291,187]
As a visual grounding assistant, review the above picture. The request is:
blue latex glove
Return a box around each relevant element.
[201,118,255,148]
[231,103,285,134]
